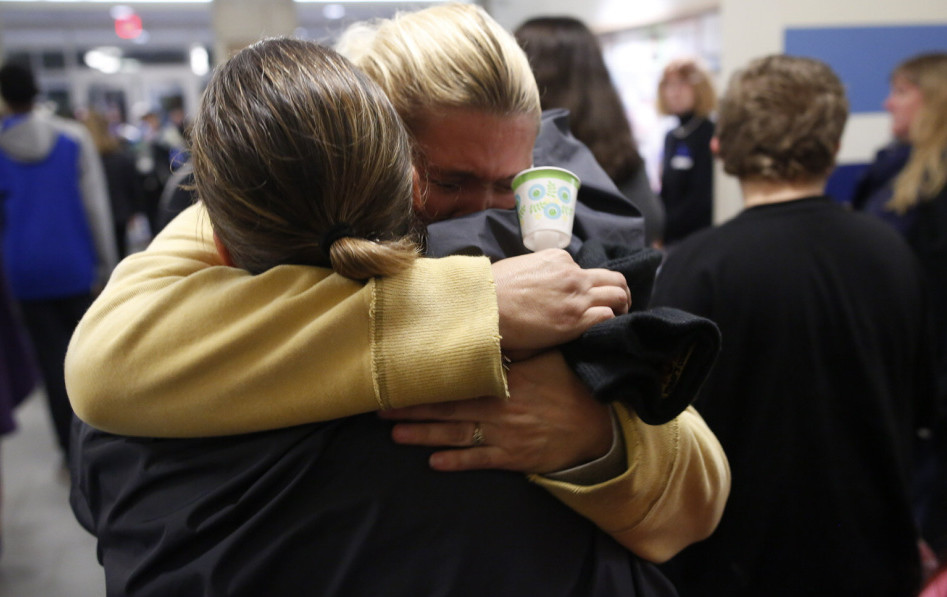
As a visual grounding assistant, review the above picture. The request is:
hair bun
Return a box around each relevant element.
[320,223,356,255]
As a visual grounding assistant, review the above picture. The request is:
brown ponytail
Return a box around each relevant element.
[327,236,420,281]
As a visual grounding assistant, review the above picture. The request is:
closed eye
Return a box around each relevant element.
[430,179,462,193]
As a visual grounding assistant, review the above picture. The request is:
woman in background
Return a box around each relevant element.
[515,16,665,247]
[863,52,947,565]
[83,109,144,258]
[657,58,716,245]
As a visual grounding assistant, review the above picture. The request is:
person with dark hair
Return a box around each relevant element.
[656,58,717,245]
[514,16,665,247]
[0,62,115,461]
[651,55,932,595]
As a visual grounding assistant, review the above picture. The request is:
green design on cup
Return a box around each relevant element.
[544,203,562,219]
[528,184,545,200]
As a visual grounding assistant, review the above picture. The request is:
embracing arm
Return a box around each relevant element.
[67,204,628,438]
[381,350,729,562]
[66,204,506,437]
[531,404,730,563]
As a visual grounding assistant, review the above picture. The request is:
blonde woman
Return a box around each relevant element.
[859,54,947,233]
[869,52,947,563]
[657,58,717,244]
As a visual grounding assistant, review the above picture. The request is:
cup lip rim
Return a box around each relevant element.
[513,165,581,185]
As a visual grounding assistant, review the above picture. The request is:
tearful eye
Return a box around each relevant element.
[431,179,462,193]
[495,182,513,194]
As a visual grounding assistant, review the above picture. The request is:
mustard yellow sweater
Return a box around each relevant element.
[66,204,507,436]
[65,203,729,563]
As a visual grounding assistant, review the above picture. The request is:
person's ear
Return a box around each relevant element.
[710,136,720,156]
[213,232,234,267]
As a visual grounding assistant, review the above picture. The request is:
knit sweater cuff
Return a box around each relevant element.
[373,256,507,409]
[529,402,680,561]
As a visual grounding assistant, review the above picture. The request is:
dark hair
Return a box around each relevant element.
[192,38,420,280]
[514,16,643,184]
[716,55,848,183]
[0,63,39,107]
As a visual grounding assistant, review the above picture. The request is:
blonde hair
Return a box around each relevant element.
[658,58,717,118]
[715,54,848,184]
[889,52,947,213]
[336,3,541,135]
[191,38,419,280]
[82,109,121,155]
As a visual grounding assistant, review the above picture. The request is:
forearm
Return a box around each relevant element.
[530,404,730,562]
[66,204,506,437]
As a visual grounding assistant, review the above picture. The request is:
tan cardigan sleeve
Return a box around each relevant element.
[66,204,506,437]
[530,404,730,563]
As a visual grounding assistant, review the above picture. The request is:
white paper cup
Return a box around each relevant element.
[513,166,581,251]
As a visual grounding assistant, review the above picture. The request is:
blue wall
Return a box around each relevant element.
[785,25,947,114]
[784,25,947,202]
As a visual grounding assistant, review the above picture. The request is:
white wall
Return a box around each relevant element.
[211,0,297,60]
[486,0,718,31]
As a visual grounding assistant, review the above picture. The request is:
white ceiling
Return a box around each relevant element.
[0,1,445,50]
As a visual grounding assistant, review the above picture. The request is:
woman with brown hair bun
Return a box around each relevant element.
[67,7,729,591]
[68,35,631,436]
[70,37,646,596]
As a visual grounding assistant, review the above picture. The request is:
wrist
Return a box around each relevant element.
[544,406,626,485]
